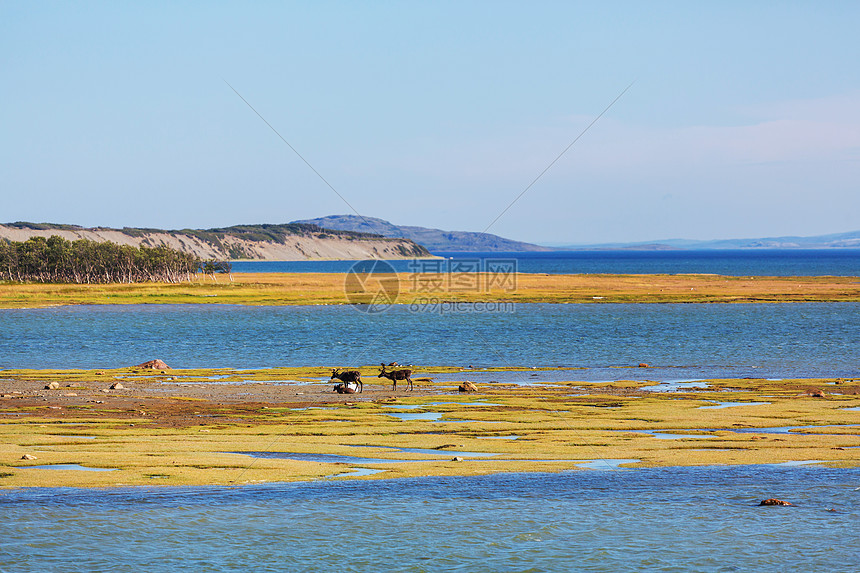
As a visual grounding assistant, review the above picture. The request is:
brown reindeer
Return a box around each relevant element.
[331,368,363,393]
[378,362,413,391]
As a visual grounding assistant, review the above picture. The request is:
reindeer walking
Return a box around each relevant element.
[378,363,414,391]
[331,368,363,393]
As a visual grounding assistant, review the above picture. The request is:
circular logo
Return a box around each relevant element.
[344,259,400,313]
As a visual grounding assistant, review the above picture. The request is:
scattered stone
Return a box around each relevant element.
[110,382,125,390]
[458,381,478,393]
[20,454,37,460]
[638,363,650,368]
[101,389,110,393]
[136,359,171,370]
[452,456,464,462]
[759,498,793,506]
[63,393,78,397]
[45,382,60,390]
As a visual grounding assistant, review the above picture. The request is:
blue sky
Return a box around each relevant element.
[2,1,859,244]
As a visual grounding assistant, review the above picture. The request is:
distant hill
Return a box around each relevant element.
[293,215,552,252]
[0,222,431,261]
[553,230,860,250]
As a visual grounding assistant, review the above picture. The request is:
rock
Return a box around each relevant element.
[136,359,171,370]
[64,393,78,397]
[458,381,478,393]
[638,363,649,368]
[759,498,793,506]
[21,454,37,460]
[808,389,826,398]
[45,382,60,390]
[452,456,464,462]
[110,382,125,390]
[95,371,106,375]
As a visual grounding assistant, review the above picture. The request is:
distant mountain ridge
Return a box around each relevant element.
[554,230,860,250]
[293,215,552,252]
[0,222,431,260]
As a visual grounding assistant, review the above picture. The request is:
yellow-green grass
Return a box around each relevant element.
[1,272,858,308]
[2,367,857,488]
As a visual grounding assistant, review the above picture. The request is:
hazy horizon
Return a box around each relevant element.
[3,215,858,250]
[3,3,859,244]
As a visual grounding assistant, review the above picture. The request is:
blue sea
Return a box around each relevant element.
[1,251,858,571]
[1,467,858,572]
[231,249,860,276]
[0,303,858,381]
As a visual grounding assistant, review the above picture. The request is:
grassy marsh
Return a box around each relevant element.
[1,272,859,308]
[2,366,857,488]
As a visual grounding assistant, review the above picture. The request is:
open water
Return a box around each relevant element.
[232,249,860,276]
[1,466,858,572]
[0,303,857,380]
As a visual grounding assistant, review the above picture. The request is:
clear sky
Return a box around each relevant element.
[3,1,859,244]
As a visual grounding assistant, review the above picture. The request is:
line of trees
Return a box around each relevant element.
[0,236,205,284]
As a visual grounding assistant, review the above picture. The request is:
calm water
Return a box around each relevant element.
[1,466,858,572]
[232,249,860,276]
[0,303,858,379]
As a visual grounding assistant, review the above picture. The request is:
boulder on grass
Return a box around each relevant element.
[458,381,478,393]
[45,382,60,390]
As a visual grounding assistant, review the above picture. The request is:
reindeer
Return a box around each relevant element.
[378,362,414,391]
[331,368,363,393]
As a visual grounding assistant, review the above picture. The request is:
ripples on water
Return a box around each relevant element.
[1,467,858,572]
[1,303,858,380]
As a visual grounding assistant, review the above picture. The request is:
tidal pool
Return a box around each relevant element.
[15,464,115,472]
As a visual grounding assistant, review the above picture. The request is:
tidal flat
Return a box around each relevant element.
[1,272,859,308]
[2,366,858,488]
